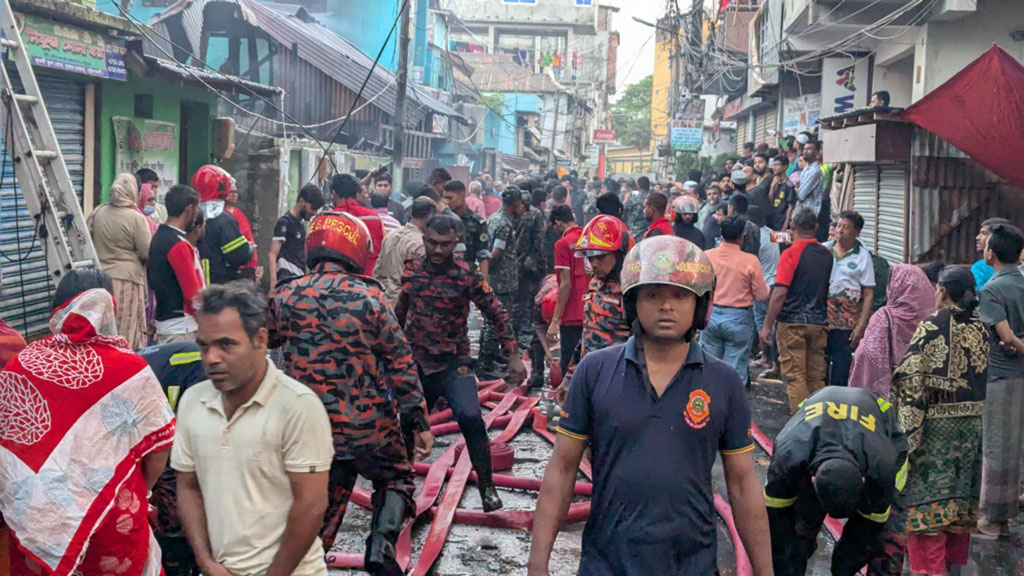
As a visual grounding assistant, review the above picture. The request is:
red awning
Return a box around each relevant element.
[901,45,1024,188]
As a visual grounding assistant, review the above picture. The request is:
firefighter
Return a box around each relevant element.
[529,235,772,575]
[269,212,433,575]
[192,165,254,285]
[396,214,527,512]
[554,215,633,404]
[765,386,908,576]
[139,341,205,576]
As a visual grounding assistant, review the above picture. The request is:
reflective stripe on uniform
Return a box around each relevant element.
[895,458,908,491]
[167,385,181,411]
[859,507,891,523]
[169,351,202,366]
[221,236,248,254]
[876,397,892,412]
[763,490,797,508]
[555,427,588,441]
[721,444,755,455]
[202,258,211,285]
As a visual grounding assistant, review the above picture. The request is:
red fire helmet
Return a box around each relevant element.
[305,211,372,274]
[574,215,632,258]
[192,165,234,203]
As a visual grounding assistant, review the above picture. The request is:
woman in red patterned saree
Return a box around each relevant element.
[0,268,175,576]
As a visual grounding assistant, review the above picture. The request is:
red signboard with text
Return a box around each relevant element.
[592,129,616,144]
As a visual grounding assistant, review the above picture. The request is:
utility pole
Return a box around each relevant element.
[392,0,412,196]
[548,92,562,169]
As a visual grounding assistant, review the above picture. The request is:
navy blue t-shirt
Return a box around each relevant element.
[138,341,205,411]
[557,337,754,575]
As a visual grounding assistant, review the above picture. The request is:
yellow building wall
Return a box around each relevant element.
[650,33,672,151]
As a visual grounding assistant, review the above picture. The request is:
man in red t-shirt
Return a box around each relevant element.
[331,174,385,274]
[642,191,674,239]
[224,183,259,277]
[547,205,588,373]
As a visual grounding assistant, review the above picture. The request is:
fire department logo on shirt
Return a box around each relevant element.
[685,389,711,429]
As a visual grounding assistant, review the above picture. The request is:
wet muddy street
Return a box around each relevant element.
[329,325,1024,576]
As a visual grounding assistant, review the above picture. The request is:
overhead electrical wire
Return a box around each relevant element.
[113,3,334,159]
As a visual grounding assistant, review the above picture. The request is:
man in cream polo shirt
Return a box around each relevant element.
[172,282,334,576]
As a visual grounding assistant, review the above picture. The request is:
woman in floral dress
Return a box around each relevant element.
[889,266,988,576]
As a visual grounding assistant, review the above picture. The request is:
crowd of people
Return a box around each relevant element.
[0,126,1021,576]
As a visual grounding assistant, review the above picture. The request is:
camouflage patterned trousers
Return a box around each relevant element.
[477,291,517,380]
[320,433,417,551]
[515,274,542,352]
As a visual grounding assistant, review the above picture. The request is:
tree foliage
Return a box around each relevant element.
[611,75,652,148]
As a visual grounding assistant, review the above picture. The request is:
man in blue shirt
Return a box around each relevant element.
[971,217,1009,291]
[528,235,772,576]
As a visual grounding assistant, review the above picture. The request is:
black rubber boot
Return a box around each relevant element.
[467,440,503,512]
[365,490,408,576]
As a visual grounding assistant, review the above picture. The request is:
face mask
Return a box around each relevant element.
[143,205,156,216]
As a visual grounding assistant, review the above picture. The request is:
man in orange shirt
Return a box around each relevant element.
[701,215,769,386]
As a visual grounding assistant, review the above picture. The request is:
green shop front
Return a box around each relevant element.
[1,2,276,338]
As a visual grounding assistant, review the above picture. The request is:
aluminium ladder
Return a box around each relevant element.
[0,0,99,284]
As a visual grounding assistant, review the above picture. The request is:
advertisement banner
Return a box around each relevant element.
[112,117,178,203]
[782,93,821,136]
[15,13,126,81]
[821,57,868,115]
[592,129,616,144]
[670,97,705,152]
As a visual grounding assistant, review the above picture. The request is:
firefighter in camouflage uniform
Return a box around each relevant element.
[269,211,433,575]
[555,215,634,404]
[477,187,526,380]
[621,175,653,241]
[396,214,527,512]
[443,179,491,276]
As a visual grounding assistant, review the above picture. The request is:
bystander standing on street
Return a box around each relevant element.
[374,197,438,304]
[89,173,151,349]
[822,211,875,387]
[971,217,1010,291]
[642,191,673,239]
[702,215,769,387]
[174,282,333,576]
[977,224,1024,538]
[149,185,206,344]
[760,209,834,413]
[269,184,324,289]
[547,205,587,375]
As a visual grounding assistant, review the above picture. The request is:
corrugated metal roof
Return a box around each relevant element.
[240,0,463,121]
[143,54,282,97]
[455,53,567,94]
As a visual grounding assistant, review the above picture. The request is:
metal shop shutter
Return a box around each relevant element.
[876,165,908,264]
[754,108,772,146]
[0,71,85,337]
[852,165,878,252]
[736,118,748,155]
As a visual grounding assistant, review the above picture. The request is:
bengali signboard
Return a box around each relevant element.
[670,97,705,152]
[782,93,821,136]
[15,13,126,81]
[112,117,178,203]
[592,129,616,144]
